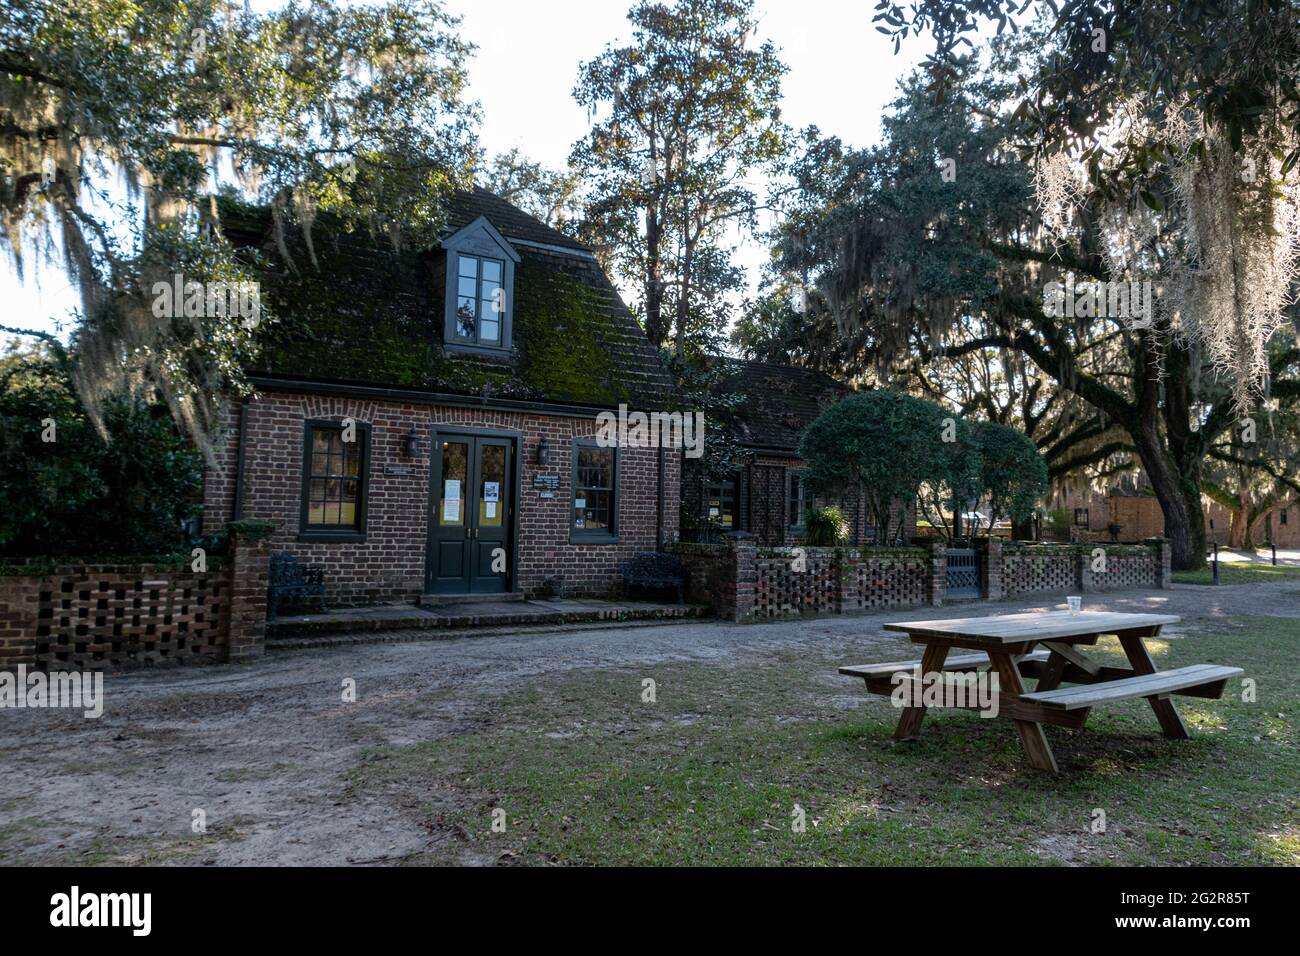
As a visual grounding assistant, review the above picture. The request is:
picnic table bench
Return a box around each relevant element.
[839,611,1242,773]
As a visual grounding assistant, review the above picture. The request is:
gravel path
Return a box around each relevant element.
[4,581,1298,865]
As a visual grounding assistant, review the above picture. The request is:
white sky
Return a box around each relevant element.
[1,0,928,340]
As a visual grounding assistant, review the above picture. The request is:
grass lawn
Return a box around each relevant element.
[352,615,1298,866]
[1172,561,1300,585]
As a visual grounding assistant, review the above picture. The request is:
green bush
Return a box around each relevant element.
[799,390,979,543]
[804,506,849,546]
[0,345,204,557]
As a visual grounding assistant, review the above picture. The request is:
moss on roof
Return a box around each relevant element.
[223,192,675,409]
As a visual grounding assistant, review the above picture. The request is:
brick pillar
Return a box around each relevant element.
[982,538,1003,601]
[1077,545,1094,593]
[0,574,40,670]
[225,521,274,663]
[927,541,946,607]
[1154,538,1172,588]
[725,531,756,622]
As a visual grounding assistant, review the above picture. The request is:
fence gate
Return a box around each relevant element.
[945,548,981,600]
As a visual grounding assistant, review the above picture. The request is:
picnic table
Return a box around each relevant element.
[840,611,1242,773]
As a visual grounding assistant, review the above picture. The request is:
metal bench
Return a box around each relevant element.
[620,551,687,603]
[1018,664,1243,710]
[268,551,326,619]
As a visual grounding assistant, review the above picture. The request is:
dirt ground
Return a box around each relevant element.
[3,582,1299,866]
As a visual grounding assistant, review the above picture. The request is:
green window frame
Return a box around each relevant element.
[299,420,370,540]
[571,440,618,543]
[441,216,519,355]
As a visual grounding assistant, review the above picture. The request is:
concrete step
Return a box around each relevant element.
[266,598,709,641]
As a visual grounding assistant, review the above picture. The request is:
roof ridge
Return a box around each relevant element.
[447,186,592,253]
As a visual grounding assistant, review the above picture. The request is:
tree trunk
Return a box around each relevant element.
[1131,434,1203,569]
[675,234,692,357]
[1228,485,1252,549]
[1131,336,1207,571]
[644,203,664,347]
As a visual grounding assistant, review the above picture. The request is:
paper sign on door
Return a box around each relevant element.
[484,482,500,502]
[443,479,461,522]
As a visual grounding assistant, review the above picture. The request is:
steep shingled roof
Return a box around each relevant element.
[441,187,592,253]
[712,358,851,453]
[224,190,675,410]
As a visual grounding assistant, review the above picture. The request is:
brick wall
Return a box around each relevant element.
[0,531,272,671]
[673,538,1167,622]
[204,389,681,604]
[675,541,735,618]
[1001,545,1080,598]
[675,537,933,621]
[1000,541,1168,598]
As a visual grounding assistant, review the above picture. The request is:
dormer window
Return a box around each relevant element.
[455,254,505,345]
[442,216,520,353]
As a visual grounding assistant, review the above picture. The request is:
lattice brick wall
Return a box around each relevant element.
[1003,553,1078,598]
[753,550,929,618]
[849,558,928,611]
[754,552,839,618]
[32,568,229,669]
[1091,554,1157,591]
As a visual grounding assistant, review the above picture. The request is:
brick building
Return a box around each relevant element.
[203,189,681,605]
[681,359,914,546]
[1052,486,1299,548]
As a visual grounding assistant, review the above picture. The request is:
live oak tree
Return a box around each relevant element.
[769,42,1300,570]
[570,0,789,354]
[1202,386,1300,548]
[1,0,478,451]
[873,0,1300,412]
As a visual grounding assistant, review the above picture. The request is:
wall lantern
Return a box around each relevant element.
[537,437,551,466]
[404,428,421,459]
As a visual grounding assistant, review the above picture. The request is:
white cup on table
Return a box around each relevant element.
[1067,596,1082,615]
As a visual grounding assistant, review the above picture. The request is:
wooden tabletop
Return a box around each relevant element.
[882,611,1180,645]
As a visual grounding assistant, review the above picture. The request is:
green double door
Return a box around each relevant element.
[427,433,514,594]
